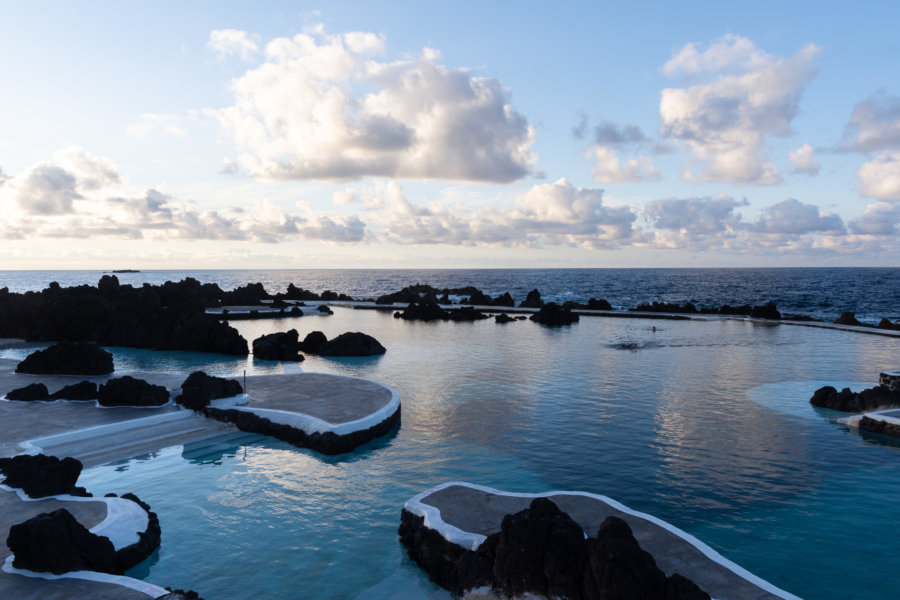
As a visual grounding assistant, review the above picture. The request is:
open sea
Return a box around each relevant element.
[2,268,899,599]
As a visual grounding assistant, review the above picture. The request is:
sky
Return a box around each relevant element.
[1,1,899,269]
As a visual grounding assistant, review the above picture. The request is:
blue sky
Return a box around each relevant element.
[1,1,898,268]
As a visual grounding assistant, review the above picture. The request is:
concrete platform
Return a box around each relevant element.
[404,482,802,600]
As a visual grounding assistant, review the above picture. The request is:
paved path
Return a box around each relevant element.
[411,483,801,600]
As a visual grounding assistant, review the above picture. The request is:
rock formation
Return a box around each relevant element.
[318,332,387,356]
[252,330,304,361]
[0,454,87,498]
[97,376,170,407]
[6,382,51,401]
[49,381,99,401]
[177,371,243,410]
[810,385,900,412]
[16,342,114,375]
[530,303,579,326]
[519,289,544,308]
[7,508,119,574]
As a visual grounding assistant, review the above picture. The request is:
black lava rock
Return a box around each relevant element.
[252,330,304,361]
[750,303,781,320]
[97,376,170,407]
[116,492,163,572]
[317,305,334,314]
[834,312,862,326]
[7,508,118,574]
[530,302,580,326]
[16,342,113,375]
[397,301,450,322]
[448,306,490,322]
[299,330,328,354]
[0,453,86,498]
[810,385,900,412]
[519,289,544,308]
[587,298,613,310]
[49,380,99,401]
[495,313,516,324]
[7,382,51,401]
[582,516,667,600]
[177,371,243,410]
[318,332,386,356]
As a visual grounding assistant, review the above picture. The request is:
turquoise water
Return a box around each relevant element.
[67,308,900,599]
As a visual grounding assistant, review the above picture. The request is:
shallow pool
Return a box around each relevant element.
[76,309,900,599]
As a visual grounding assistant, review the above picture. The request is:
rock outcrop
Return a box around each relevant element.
[49,380,99,401]
[519,289,544,308]
[252,330,304,361]
[16,342,113,375]
[494,313,516,324]
[810,385,900,412]
[530,303,579,326]
[0,454,87,498]
[299,331,328,354]
[97,376,170,407]
[318,332,387,356]
[6,382,51,401]
[858,415,900,438]
[396,301,450,322]
[834,312,862,326]
[176,371,243,410]
[7,508,119,574]
[399,498,710,600]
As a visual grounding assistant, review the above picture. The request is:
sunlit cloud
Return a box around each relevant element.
[208,29,259,60]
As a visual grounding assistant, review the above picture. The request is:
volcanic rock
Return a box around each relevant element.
[97,376,170,407]
[317,305,334,314]
[530,302,579,326]
[49,380,99,401]
[448,306,490,322]
[16,342,113,375]
[751,303,781,320]
[318,332,386,356]
[810,385,900,412]
[494,313,516,324]
[6,382,51,401]
[519,289,544,308]
[252,330,304,361]
[397,301,450,322]
[582,516,668,600]
[7,508,118,574]
[177,371,243,410]
[834,312,862,326]
[0,454,85,498]
[299,330,328,354]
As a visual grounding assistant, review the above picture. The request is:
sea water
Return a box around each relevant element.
[62,306,900,600]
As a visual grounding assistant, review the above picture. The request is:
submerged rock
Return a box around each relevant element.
[530,302,579,326]
[252,330,304,361]
[6,382,51,401]
[97,376,169,407]
[16,342,113,375]
[0,454,86,498]
[7,508,118,574]
[177,371,243,410]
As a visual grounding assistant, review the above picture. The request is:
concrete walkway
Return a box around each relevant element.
[406,482,802,600]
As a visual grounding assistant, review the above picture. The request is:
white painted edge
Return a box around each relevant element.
[403,482,803,600]
[0,483,148,549]
[839,409,900,428]
[2,555,169,598]
[882,370,900,377]
[209,393,250,408]
[231,374,399,435]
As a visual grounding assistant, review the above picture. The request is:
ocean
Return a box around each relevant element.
[2,267,899,323]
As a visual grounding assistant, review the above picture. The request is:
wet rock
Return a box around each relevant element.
[530,302,579,326]
[317,305,334,315]
[177,371,243,410]
[834,312,862,326]
[16,342,113,375]
[299,330,328,354]
[751,302,781,320]
[448,306,490,322]
[252,330,304,361]
[858,415,900,438]
[631,301,698,314]
[97,376,170,407]
[587,298,613,310]
[0,454,85,498]
[519,289,544,308]
[493,498,587,600]
[116,492,162,572]
[810,385,900,412]
[397,301,450,322]
[7,508,118,574]
[492,292,515,307]
[49,380,99,401]
[665,572,712,600]
[6,382,51,401]
[318,332,386,356]
[878,318,900,331]
[161,589,206,600]
[582,516,667,600]
[494,313,516,324]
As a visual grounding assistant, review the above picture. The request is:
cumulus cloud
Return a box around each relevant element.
[590,146,660,183]
[753,198,845,234]
[645,195,746,234]
[211,29,535,182]
[842,92,900,201]
[14,165,82,215]
[789,143,820,175]
[126,113,186,138]
[660,34,820,184]
[856,153,900,201]
[592,121,649,147]
[208,29,259,60]
[0,167,8,186]
[849,201,900,235]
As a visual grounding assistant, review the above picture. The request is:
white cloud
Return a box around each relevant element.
[211,29,535,183]
[14,165,82,215]
[590,146,660,183]
[753,198,845,235]
[789,143,820,175]
[856,152,900,201]
[660,34,820,185]
[208,29,259,60]
[126,113,186,138]
[849,201,900,235]
[645,195,746,235]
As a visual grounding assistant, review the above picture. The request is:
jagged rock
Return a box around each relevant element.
[878,318,900,331]
[448,306,490,322]
[587,298,613,310]
[461,289,494,306]
[7,382,50,401]
[858,415,900,438]
[116,492,162,572]
[177,371,243,410]
[252,330,304,361]
[161,589,206,600]
[751,303,781,320]
[583,516,667,600]
[318,332,386,356]
[810,385,900,412]
[49,380,99,401]
[530,303,579,326]
[519,289,544,308]
[397,301,450,322]
[492,292,515,307]
[16,342,113,375]
[493,498,586,600]
[495,313,516,324]
[834,312,862,326]
[97,376,170,407]
[631,301,698,314]
[299,331,328,354]
[282,283,320,301]
[317,305,333,315]
[0,454,85,498]
[7,508,118,574]
[666,572,712,600]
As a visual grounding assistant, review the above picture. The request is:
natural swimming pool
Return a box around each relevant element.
[65,308,900,599]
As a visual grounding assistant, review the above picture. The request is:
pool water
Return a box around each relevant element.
[72,309,900,599]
